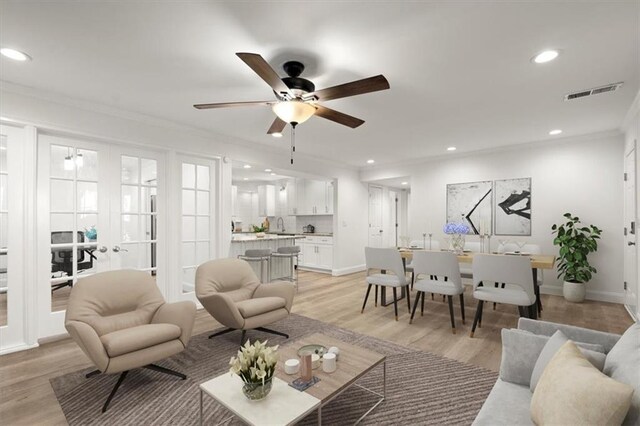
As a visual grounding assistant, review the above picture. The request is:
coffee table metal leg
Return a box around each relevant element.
[318,406,322,425]
[383,359,386,398]
[200,389,203,426]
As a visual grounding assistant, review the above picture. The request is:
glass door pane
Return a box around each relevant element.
[0,136,7,326]
[49,144,102,312]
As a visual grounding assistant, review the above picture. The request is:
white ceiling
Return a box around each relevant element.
[0,1,637,168]
[231,160,292,183]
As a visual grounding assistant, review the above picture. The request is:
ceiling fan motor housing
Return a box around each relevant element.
[280,60,315,97]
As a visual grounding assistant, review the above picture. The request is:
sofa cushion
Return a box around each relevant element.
[500,328,605,387]
[236,297,286,318]
[531,341,633,426]
[472,379,533,426]
[603,323,640,426]
[100,323,182,357]
[530,330,606,391]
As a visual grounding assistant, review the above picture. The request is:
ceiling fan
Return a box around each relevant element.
[193,52,390,136]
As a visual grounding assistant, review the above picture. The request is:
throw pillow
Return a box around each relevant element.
[530,330,606,392]
[530,341,633,426]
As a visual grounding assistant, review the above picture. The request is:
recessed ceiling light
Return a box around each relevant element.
[401,181,408,186]
[271,132,283,138]
[549,129,563,135]
[243,177,248,181]
[447,146,457,151]
[264,168,272,172]
[243,164,251,169]
[366,159,375,164]
[532,50,559,64]
[0,48,31,61]
[270,172,276,176]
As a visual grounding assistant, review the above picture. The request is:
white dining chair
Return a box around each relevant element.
[495,242,544,312]
[470,254,536,337]
[410,251,465,333]
[362,247,410,321]
[460,240,482,281]
[406,241,441,289]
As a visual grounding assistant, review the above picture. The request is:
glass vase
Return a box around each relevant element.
[450,234,465,254]
[242,377,273,401]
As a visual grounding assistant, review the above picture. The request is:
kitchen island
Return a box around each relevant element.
[230,234,305,281]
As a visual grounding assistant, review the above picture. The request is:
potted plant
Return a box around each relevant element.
[229,340,279,400]
[252,224,267,238]
[551,213,602,302]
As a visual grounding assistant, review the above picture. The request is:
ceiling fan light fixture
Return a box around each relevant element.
[272,100,316,125]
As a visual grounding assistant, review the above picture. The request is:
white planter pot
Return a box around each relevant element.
[563,281,586,303]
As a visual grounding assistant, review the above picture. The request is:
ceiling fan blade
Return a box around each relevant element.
[267,117,287,134]
[236,52,292,98]
[314,105,365,128]
[193,101,273,109]
[308,75,390,102]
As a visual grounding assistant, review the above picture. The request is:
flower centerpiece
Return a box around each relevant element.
[229,339,279,400]
[443,221,470,254]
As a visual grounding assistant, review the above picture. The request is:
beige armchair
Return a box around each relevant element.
[65,270,196,412]
[196,258,295,344]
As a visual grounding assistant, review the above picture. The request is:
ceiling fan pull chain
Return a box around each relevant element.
[290,123,297,164]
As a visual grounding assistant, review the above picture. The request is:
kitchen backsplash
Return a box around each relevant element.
[267,214,333,234]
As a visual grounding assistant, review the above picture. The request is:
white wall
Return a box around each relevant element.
[362,132,625,303]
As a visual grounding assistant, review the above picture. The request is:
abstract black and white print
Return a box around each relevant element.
[446,181,492,235]
[494,177,531,235]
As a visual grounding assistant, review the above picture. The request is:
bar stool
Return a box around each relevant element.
[238,249,272,283]
[270,246,301,288]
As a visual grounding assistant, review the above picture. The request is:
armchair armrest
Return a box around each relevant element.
[65,320,110,372]
[198,292,245,329]
[253,281,295,312]
[152,301,196,348]
[518,318,621,353]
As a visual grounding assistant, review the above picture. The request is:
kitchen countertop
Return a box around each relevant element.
[231,235,305,242]
[299,233,333,237]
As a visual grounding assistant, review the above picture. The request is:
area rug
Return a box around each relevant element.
[50,314,497,425]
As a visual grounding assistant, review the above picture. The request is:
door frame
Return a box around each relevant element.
[624,140,638,320]
[368,185,383,247]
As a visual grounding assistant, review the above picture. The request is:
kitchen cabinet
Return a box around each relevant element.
[325,181,334,214]
[298,236,333,272]
[257,184,275,217]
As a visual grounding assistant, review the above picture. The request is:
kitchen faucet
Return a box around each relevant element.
[276,216,285,232]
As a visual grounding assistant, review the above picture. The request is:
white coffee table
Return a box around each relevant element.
[199,374,320,425]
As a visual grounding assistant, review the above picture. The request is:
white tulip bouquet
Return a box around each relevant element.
[229,340,279,385]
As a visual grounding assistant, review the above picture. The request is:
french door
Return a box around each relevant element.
[0,124,28,353]
[37,134,166,337]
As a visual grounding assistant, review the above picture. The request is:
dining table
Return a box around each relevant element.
[378,249,556,320]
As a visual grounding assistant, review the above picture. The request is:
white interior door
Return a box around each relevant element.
[624,145,637,319]
[0,125,28,353]
[37,135,166,337]
[368,185,383,247]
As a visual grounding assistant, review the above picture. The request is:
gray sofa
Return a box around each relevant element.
[473,318,640,426]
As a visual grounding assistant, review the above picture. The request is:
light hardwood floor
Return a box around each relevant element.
[0,270,633,425]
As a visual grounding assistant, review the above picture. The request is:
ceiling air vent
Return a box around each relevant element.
[564,82,623,101]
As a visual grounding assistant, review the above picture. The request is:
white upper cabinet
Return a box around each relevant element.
[286,179,297,216]
[257,184,275,217]
[325,181,334,215]
[285,178,334,216]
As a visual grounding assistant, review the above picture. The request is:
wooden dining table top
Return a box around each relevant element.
[399,249,556,270]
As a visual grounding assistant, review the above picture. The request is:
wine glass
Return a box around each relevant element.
[516,240,527,254]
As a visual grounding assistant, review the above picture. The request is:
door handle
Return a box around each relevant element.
[629,242,636,246]
[98,246,108,253]
[112,245,129,253]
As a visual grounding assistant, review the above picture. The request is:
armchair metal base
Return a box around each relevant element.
[86,364,187,413]
[208,327,290,345]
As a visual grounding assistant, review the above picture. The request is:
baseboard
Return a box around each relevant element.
[541,284,625,304]
[298,266,332,274]
[332,264,366,276]
[0,341,39,356]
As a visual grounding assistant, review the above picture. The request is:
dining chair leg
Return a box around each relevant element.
[442,295,446,303]
[447,295,456,334]
[459,293,466,324]
[421,291,425,316]
[411,271,415,290]
[409,291,421,324]
[518,306,526,317]
[374,285,378,307]
[493,282,499,310]
[406,285,411,313]
[392,287,399,321]
[470,300,484,337]
[431,293,434,301]
[361,284,372,314]
[478,299,484,328]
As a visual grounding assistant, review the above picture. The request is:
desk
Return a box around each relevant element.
[397,250,555,319]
